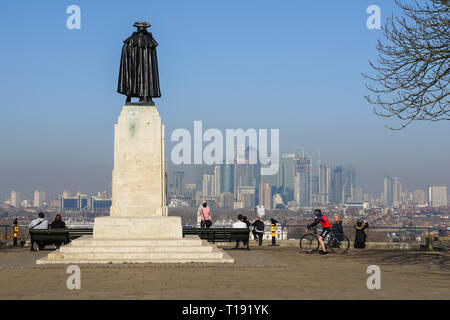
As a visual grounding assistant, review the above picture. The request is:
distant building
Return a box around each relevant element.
[256,205,265,217]
[351,187,363,203]
[319,164,331,204]
[237,186,256,208]
[331,165,356,204]
[428,186,447,207]
[221,164,234,194]
[60,194,89,211]
[384,176,402,207]
[33,190,45,208]
[213,165,221,197]
[413,189,426,205]
[202,173,214,198]
[173,171,185,196]
[294,156,312,208]
[90,197,111,212]
[259,182,272,209]
[10,190,21,208]
[219,192,233,209]
[233,201,244,210]
[280,154,296,200]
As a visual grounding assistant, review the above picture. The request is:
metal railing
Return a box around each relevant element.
[286,224,447,245]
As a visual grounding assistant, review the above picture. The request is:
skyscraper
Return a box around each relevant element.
[259,182,272,209]
[33,190,45,208]
[10,191,20,208]
[384,175,402,207]
[213,165,221,197]
[319,164,331,204]
[202,173,214,198]
[294,156,312,208]
[280,154,296,200]
[221,164,234,195]
[331,166,356,204]
[428,186,447,207]
[173,171,185,196]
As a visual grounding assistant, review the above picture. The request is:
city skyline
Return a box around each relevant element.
[1,1,449,199]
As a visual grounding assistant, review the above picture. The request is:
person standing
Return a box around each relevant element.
[199,202,212,228]
[252,216,265,246]
[354,220,369,249]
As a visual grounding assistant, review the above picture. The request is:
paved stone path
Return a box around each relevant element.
[0,246,448,299]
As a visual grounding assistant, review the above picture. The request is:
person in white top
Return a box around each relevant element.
[232,214,249,249]
[28,212,48,230]
[232,214,248,228]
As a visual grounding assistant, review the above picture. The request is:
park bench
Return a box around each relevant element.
[29,228,93,251]
[182,228,250,250]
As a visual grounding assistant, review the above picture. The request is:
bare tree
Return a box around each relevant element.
[364,0,449,129]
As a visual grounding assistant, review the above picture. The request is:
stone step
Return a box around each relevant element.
[36,256,235,264]
[69,235,204,247]
[59,244,214,254]
[46,250,224,261]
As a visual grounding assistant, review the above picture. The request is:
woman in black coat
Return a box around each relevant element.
[354,220,369,248]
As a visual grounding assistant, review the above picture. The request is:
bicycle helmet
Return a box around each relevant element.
[314,209,322,215]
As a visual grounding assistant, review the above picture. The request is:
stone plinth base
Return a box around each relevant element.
[93,216,182,240]
[36,235,234,264]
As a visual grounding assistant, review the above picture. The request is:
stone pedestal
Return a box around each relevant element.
[37,105,233,264]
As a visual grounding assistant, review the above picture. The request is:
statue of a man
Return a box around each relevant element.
[117,22,161,105]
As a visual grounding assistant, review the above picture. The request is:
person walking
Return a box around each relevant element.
[199,202,212,228]
[251,216,265,246]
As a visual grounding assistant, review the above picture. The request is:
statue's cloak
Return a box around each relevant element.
[118,28,161,99]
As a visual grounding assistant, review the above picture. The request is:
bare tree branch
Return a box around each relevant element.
[363,0,450,130]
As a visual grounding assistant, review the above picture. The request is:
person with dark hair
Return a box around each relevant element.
[354,220,369,249]
[199,202,212,228]
[29,212,48,230]
[306,209,331,255]
[50,214,66,229]
[242,216,251,247]
[28,212,49,252]
[252,216,265,246]
[49,214,67,249]
[232,214,248,249]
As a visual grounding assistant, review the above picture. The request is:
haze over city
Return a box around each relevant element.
[1,0,449,199]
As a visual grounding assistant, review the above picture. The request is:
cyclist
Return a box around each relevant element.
[306,209,331,254]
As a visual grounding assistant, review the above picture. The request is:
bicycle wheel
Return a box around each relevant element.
[329,234,350,254]
[300,234,319,253]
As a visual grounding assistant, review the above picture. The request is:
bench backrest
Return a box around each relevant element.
[183,228,250,242]
[29,228,93,242]
[29,229,69,242]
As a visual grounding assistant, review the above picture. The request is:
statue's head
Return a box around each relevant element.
[133,21,151,31]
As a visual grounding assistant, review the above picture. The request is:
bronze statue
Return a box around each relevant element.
[118,22,161,105]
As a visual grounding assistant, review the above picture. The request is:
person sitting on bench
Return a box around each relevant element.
[49,214,67,249]
[28,212,49,251]
[50,214,66,229]
[232,214,248,249]
[29,212,48,230]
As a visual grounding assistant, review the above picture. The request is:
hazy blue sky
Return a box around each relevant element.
[0,0,448,199]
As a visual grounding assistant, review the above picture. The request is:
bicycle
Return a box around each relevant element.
[300,226,350,254]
